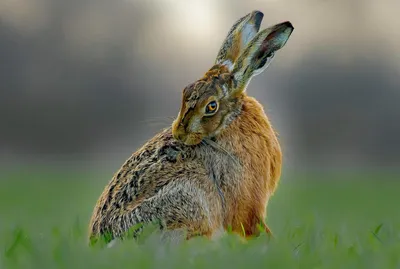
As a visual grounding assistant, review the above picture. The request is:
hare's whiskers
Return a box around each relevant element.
[203,138,240,167]
[138,116,175,127]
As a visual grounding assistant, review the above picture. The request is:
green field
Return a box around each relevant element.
[1,168,399,268]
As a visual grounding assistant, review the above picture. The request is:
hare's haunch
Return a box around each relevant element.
[88,10,294,244]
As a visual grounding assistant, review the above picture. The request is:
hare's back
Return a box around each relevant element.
[88,128,209,236]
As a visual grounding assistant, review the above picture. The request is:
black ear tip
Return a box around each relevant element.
[253,10,264,21]
[282,21,294,30]
[251,10,264,29]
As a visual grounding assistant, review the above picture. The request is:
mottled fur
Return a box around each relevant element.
[88,10,294,244]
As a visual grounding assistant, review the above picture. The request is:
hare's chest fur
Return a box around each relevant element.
[213,95,282,235]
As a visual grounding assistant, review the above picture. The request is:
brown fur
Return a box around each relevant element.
[217,95,282,236]
[88,10,293,244]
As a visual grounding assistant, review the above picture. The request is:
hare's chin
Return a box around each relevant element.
[182,135,203,146]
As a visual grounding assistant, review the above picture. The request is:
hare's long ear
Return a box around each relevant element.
[215,11,264,70]
[229,21,294,95]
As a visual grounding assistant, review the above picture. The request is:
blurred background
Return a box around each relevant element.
[0,0,399,236]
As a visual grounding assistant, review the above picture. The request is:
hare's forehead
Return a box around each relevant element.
[182,81,217,103]
[181,64,231,104]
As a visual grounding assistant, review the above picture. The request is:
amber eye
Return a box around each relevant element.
[205,100,218,115]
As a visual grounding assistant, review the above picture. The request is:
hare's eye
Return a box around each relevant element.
[205,101,218,115]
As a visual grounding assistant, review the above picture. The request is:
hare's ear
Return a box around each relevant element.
[229,21,294,95]
[215,11,264,70]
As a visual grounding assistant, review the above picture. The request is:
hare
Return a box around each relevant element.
[88,10,294,244]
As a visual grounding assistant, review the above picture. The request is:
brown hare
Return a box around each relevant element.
[88,10,294,245]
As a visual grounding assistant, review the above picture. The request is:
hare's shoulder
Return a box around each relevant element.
[97,128,202,214]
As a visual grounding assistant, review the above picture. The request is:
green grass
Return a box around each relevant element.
[1,169,399,268]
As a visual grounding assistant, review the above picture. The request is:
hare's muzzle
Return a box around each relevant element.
[172,119,183,140]
[172,122,203,146]
[173,131,184,142]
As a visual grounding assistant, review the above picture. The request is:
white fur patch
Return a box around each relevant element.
[188,116,202,133]
[221,59,234,71]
